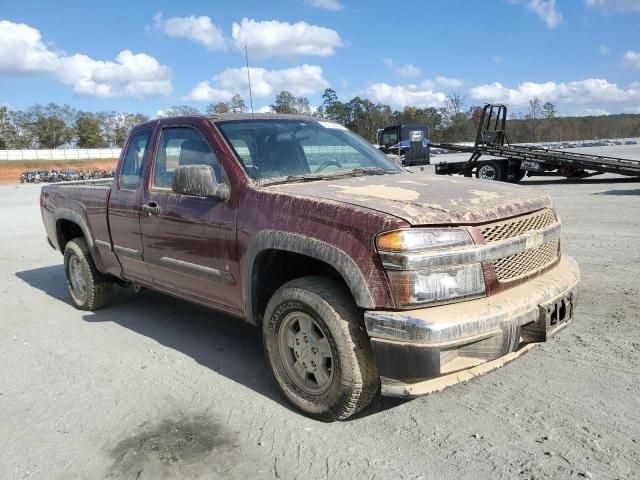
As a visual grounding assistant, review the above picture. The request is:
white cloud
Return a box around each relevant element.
[363,76,463,109]
[398,64,422,79]
[574,107,610,116]
[186,65,330,101]
[430,76,464,89]
[0,20,172,98]
[305,0,344,11]
[382,58,422,79]
[469,78,640,107]
[231,18,343,58]
[153,13,227,50]
[182,81,234,102]
[623,50,640,69]
[364,82,447,109]
[0,20,59,74]
[509,0,563,28]
[491,55,504,64]
[585,0,640,12]
[598,45,611,55]
[57,51,172,98]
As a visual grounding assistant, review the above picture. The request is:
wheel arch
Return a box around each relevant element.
[54,209,103,270]
[244,231,376,326]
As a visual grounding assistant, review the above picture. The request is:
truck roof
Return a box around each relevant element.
[207,113,321,123]
[138,113,322,128]
[133,113,329,131]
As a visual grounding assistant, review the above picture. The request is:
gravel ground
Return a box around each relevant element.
[1,157,639,479]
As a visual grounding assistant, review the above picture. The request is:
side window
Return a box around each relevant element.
[154,127,222,190]
[229,138,253,167]
[119,129,150,190]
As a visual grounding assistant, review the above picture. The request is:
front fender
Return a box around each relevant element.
[243,230,376,325]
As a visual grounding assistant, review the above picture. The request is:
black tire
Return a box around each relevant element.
[475,161,506,181]
[63,237,112,310]
[263,276,380,421]
[507,169,527,183]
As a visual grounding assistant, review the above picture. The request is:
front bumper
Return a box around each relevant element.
[364,255,580,397]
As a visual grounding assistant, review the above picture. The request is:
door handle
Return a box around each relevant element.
[142,201,161,215]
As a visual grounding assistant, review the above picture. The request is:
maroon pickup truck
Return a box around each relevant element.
[40,114,580,420]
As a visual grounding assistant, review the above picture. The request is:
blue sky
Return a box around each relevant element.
[1,0,639,116]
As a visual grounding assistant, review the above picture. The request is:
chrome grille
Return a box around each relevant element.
[493,239,559,281]
[479,208,557,243]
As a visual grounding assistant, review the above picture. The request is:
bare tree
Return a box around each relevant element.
[441,92,466,127]
[528,97,542,141]
[528,97,542,121]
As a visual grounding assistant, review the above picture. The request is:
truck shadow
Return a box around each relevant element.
[594,188,640,196]
[15,265,407,420]
[521,176,640,185]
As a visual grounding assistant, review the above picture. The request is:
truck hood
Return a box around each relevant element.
[264,172,553,225]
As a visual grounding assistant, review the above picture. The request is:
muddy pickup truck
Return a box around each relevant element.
[40,114,580,421]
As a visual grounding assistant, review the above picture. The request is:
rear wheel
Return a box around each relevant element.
[63,237,112,310]
[263,276,380,421]
[475,161,506,181]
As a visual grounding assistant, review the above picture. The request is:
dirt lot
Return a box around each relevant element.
[0,159,117,183]
[1,158,639,478]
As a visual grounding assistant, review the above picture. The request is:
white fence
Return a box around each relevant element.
[0,148,122,161]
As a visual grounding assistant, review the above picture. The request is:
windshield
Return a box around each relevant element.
[215,119,403,184]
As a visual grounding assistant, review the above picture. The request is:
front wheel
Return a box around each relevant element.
[64,237,112,310]
[263,276,380,421]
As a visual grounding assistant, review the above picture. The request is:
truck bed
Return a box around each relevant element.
[41,180,115,273]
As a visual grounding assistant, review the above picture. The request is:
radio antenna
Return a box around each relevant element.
[244,45,261,184]
[244,45,255,118]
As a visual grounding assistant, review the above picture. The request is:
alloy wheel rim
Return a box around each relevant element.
[278,311,334,395]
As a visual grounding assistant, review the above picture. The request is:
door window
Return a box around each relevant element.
[153,127,223,189]
[119,129,150,190]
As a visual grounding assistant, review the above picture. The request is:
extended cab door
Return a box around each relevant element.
[108,127,153,283]
[138,122,241,314]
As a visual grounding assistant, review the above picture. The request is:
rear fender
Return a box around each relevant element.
[55,208,106,272]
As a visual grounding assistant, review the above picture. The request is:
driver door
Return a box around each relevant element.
[139,124,241,314]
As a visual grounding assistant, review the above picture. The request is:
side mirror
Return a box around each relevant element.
[172,165,230,200]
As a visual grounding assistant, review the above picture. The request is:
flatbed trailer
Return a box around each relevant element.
[432,104,640,182]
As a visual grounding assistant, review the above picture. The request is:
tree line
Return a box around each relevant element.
[1,91,639,149]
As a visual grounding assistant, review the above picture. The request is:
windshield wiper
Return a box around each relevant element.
[261,173,328,186]
[260,167,398,186]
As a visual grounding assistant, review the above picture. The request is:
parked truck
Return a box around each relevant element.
[433,104,640,182]
[40,113,580,420]
[376,123,430,166]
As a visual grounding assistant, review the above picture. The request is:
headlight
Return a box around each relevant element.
[376,228,472,252]
[387,264,486,306]
[376,228,485,307]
